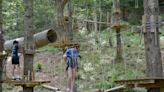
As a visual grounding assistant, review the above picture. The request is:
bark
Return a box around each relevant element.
[143,0,163,91]
[93,10,99,43]
[67,0,73,41]
[55,0,69,42]
[23,0,34,92]
[111,0,123,62]
[107,12,113,47]
[115,29,123,62]
[0,0,3,91]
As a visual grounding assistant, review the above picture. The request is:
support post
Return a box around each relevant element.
[23,0,34,92]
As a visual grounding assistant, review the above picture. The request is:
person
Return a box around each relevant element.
[11,40,21,80]
[63,44,81,92]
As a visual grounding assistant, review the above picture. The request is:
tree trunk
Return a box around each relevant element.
[55,0,68,43]
[111,0,123,62]
[93,10,98,43]
[115,29,123,62]
[23,0,34,92]
[143,0,163,91]
[67,0,73,41]
[0,0,3,91]
[107,12,113,47]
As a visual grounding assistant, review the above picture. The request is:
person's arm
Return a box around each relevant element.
[77,50,81,59]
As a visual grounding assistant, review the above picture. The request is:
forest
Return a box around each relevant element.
[0,0,164,92]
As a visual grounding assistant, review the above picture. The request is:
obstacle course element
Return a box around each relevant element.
[42,84,60,92]
[0,80,50,87]
[4,29,57,51]
[115,78,164,90]
[104,85,125,92]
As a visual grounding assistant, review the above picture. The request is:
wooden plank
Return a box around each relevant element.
[104,85,125,92]
[42,84,60,92]
[115,78,164,88]
[0,80,50,87]
[115,79,155,85]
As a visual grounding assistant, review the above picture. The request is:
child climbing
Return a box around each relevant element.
[11,40,21,80]
[63,44,81,92]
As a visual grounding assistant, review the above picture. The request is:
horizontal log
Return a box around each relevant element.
[104,85,125,92]
[42,84,60,92]
[4,29,57,51]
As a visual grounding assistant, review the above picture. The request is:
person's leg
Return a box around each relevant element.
[68,67,73,91]
[15,64,21,79]
[12,65,16,78]
[71,68,76,91]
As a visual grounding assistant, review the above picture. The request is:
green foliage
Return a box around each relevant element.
[35,63,43,72]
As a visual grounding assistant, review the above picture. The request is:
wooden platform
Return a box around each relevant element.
[0,80,50,87]
[115,78,164,89]
[111,23,128,29]
[0,52,7,59]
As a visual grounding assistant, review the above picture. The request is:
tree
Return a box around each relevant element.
[67,0,73,41]
[23,0,34,92]
[0,0,4,91]
[143,0,163,91]
[55,0,70,43]
[111,0,123,63]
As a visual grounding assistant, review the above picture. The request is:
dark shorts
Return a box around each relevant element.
[66,58,78,69]
[12,56,19,65]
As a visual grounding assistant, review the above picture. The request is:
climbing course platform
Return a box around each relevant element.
[111,22,128,29]
[0,80,50,87]
[0,52,7,59]
[115,77,164,89]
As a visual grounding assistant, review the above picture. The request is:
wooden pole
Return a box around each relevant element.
[0,0,3,91]
[23,0,34,92]
[143,0,163,91]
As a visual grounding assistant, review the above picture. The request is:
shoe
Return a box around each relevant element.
[15,75,22,80]
[12,76,16,80]
[66,88,70,92]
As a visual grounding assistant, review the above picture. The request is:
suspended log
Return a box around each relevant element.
[4,29,57,51]
[42,84,60,92]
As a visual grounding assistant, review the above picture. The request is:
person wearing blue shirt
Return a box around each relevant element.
[63,44,81,92]
[11,40,21,80]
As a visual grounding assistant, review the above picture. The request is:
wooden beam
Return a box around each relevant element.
[104,85,125,92]
[42,84,60,92]
[115,78,164,89]
[0,80,50,87]
[75,17,111,25]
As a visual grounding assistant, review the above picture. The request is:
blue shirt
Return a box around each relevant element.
[65,48,80,67]
[12,45,19,57]
[66,48,80,59]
